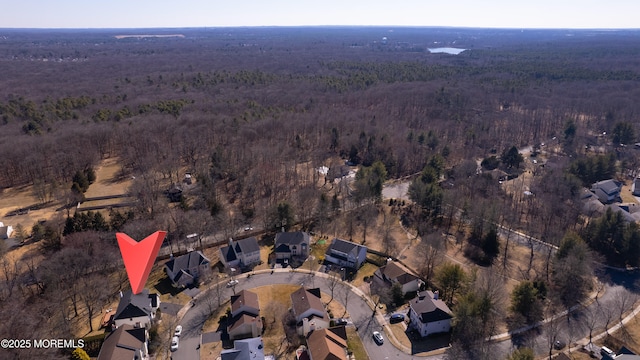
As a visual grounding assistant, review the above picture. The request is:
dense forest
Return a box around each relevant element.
[1,27,640,359]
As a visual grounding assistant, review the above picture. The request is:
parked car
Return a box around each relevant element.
[390,314,404,323]
[553,340,566,350]
[372,331,384,345]
[174,325,182,337]
[226,279,239,287]
[171,336,179,351]
[334,318,348,326]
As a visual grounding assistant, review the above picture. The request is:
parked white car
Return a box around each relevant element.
[171,336,179,351]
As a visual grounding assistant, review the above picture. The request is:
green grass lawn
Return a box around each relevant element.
[347,327,369,359]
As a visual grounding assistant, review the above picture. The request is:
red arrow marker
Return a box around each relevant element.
[116,231,166,294]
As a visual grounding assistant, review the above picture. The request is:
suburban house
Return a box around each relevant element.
[164,250,211,288]
[373,261,423,295]
[221,337,265,360]
[97,324,149,360]
[324,238,367,269]
[306,328,348,360]
[228,289,263,340]
[220,237,261,270]
[633,178,640,197]
[408,290,453,338]
[113,290,160,329]
[274,231,310,262]
[0,222,13,240]
[291,287,330,336]
[591,179,622,204]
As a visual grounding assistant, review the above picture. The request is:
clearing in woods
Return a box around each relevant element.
[0,157,133,232]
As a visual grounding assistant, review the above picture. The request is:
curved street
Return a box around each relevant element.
[170,266,640,360]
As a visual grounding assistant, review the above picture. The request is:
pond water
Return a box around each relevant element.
[428,47,467,55]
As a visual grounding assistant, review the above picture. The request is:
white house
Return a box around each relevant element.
[408,290,453,338]
[0,222,14,240]
[324,238,367,269]
[373,261,423,295]
[291,287,330,336]
[113,290,160,329]
[220,237,261,270]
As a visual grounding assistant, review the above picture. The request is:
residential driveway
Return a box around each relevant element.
[160,302,183,317]
[202,331,221,344]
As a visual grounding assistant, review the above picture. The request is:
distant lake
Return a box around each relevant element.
[428,47,467,55]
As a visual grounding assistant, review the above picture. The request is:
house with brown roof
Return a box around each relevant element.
[97,324,149,360]
[306,328,348,360]
[291,287,330,336]
[228,289,263,340]
[408,290,453,338]
[373,261,423,295]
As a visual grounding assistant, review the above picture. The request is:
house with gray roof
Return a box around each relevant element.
[274,231,310,262]
[324,238,367,269]
[591,179,622,204]
[221,337,265,360]
[113,289,160,330]
[633,178,640,197]
[164,250,211,288]
[220,237,261,270]
[97,324,149,360]
[408,290,453,338]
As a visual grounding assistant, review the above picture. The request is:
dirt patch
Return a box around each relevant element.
[0,157,133,232]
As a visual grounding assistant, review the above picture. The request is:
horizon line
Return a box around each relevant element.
[1,25,640,31]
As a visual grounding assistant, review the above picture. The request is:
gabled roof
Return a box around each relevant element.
[221,245,238,262]
[306,328,347,360]
[275,243,292,253]
[409,291,453,324]
[228,313,263,334]
[291,287,327,320]
[231,289,260,315]
[235,237,260,254]
[328,238,366,255]
[114,290,155,320]
[379,262,419,285]
[591,179,622,195]
[275,232,310,247]
[221,337,265,360]
[97,324,145,360]
[165,251,210,282]
[166,251,209,273]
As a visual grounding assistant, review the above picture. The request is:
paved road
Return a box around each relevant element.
[172,270,433,360]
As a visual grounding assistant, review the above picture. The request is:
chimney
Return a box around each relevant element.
[434,290,439,300]
[229,238,234,246]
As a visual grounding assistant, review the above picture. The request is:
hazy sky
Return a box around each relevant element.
[2,0,638,29]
